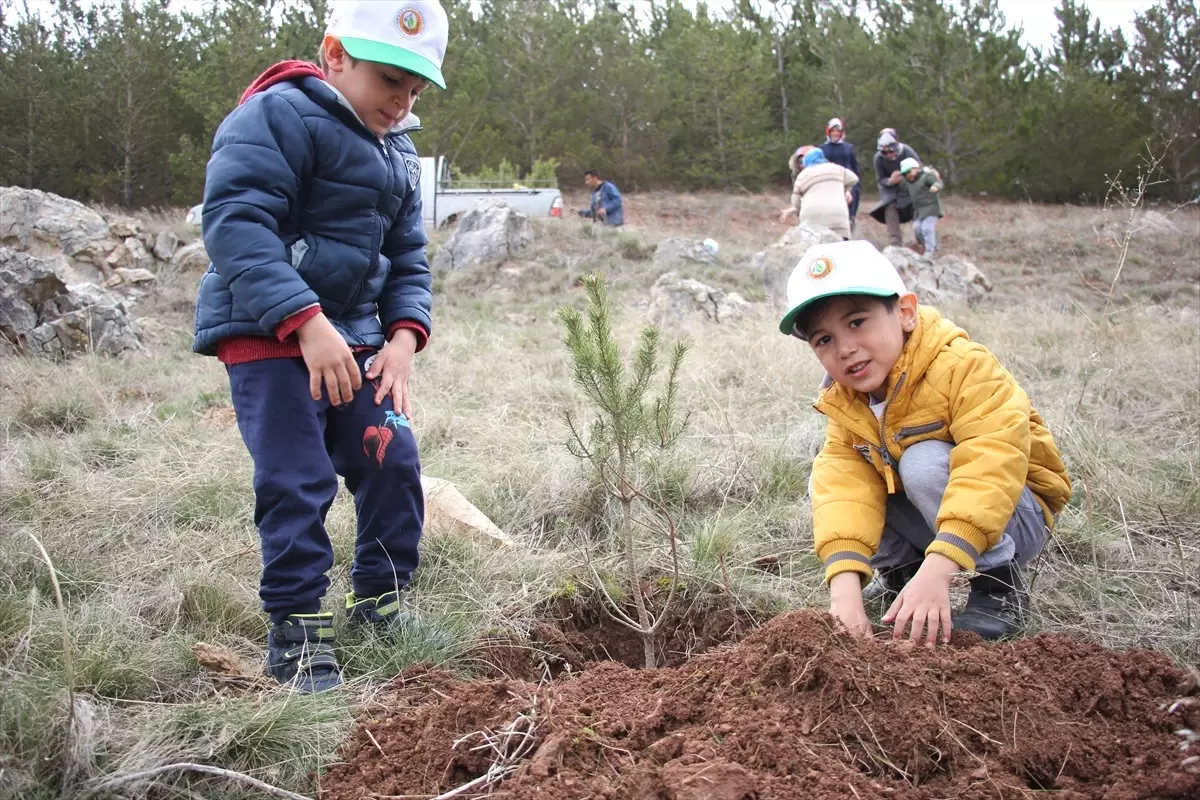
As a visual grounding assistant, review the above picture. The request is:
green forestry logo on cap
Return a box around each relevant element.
[397,7,424,37]
[808,256,834,280]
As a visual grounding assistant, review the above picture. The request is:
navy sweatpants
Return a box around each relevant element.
[228,353,423,624]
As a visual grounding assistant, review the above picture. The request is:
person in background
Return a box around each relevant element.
[819,117,860,231]
[901,157,945,257]
[870,129,921,246]
[779,148,858,240]
[578,170,624,226]
[789,144,816,182]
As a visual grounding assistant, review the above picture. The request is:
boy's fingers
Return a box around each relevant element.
[347,355,363,391]
[924,610,940,647]
[334,364,354,406]
[374,374,391,406]
[882,596,900,623]
[940,607,953,644]
[309,372,323,402]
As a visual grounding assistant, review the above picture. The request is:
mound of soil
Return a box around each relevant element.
[319,611,1200,799]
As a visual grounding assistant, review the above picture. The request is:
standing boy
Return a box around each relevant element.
[193,0,449,691]
[779,241,1071,644]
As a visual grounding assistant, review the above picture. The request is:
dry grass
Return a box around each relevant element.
[1,193,1197,797]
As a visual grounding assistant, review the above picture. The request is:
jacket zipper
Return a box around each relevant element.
[346,140,393,313]
[894,420,946,441]
[876,373,907,493]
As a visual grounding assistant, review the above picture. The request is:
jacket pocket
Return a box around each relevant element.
[290,235,314,270]
[894,421,946,442]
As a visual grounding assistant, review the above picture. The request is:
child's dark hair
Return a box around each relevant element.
[584,169,600,179]
[793,293,899,340]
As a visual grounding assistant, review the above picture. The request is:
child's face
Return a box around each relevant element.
[805,295,918,396]
[904,168,920,181]
[322,36,429,136]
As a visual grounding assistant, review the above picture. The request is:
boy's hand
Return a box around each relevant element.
[930,185,940,193]
[297,313,361,405]
[889,170,902,185]
[829,572,874,639]
[883,553,959,646]
[366,327,418,418]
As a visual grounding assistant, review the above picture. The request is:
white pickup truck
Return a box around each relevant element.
[186,154,562,231]
[419,155,562,228]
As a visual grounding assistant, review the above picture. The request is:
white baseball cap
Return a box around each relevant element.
[326,1,448,89]
[778,240,909,336]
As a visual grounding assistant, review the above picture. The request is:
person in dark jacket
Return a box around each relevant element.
[819,117,860,231]
[579,170,624,226]
[870,129,921,246]
[193,0,448,693]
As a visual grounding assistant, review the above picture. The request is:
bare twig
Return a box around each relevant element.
[79,763,312,800]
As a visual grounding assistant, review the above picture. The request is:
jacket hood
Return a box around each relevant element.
[239,61,421,137]
[239,60,325,106]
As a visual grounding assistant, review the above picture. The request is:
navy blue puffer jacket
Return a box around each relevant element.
[193,75,432,356]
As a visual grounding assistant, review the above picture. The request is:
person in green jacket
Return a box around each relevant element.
[900,157,943,256]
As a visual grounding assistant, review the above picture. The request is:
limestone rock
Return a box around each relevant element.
[647,271,752,325]
[652,237,718,269]
[432,200,532,271]
[153,230,180,261]
[422,475,516,548]
[172,241,210,272]
[754,221,843,308]
[0,246,142,359]
[0,186,118,274]
[881,246,991,306]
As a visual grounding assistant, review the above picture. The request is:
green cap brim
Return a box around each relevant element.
[777,286,901,336]
[339,36,446,89]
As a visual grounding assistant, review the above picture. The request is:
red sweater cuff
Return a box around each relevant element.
[275,305,322,342]
[388,320,429,352]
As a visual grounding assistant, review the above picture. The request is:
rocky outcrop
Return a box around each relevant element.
[647,272,752,325]
[753,222,844,307]
[0,247,142,359]
[432,200,532,271]
[881,247,991,306]
[653,237,719,269]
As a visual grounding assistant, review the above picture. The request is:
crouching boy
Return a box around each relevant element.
[779,241,1071,644]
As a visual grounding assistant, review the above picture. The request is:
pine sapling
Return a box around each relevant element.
[558,273,690,669]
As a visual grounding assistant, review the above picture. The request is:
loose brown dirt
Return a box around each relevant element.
[474,593,756,680]
[319,610,1200,799]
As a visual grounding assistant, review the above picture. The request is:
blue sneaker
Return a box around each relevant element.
[266,613,341,693]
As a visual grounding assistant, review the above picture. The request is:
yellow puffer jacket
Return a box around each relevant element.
[811,306,1071,582]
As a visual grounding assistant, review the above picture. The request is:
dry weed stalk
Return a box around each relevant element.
[79,762,313,800]
[434,690,544,799]
[1097,138,1172,312]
